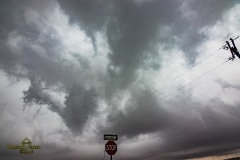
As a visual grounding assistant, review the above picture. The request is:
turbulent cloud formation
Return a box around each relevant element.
[0,0,240,160]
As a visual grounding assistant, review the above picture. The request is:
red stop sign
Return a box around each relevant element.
[105,141,117,155]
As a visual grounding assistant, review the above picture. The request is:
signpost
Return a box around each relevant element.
[104,134,118,141]
[104,134,118,160]
[105,141,117,160]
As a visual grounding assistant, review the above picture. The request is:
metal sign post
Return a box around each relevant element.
[104,134,118,160]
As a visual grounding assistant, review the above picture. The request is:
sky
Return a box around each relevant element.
[0,0,240,159]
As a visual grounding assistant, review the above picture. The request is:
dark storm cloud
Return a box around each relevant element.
[0,0,102,136]
[22,74,98,134]
[1,30,74,85]
[104,0,183,93]
[105,94,170,138]
[1,0,240,159]
[111,93,240,159]
[0,9,61,83]
[0,1,21,37]
[57,0,109,54]
[161,99,240,159]
[57,0,238,84]
[63,84,98,134]
[57,0,181,91]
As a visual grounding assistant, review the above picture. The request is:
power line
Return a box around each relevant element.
[102,47,221,126]
[109,35,240,124]
[123,60,228,122]
[78,37,238,143]
[79,57,229,145]
[97,59,228,137]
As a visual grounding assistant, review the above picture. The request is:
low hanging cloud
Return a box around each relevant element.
[22,73,98,134]
[63,85,98,134]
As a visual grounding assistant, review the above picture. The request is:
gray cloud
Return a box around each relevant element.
[174,0,236,63]
[105,94,170,138]
[1,0,240,159]
[216,79,240,90]
[0,0,103,138]
[57,0,109,54]
[113,94,240,159]
[22,73,98,134]
[63,84,98,134]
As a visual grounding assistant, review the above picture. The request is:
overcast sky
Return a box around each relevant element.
[1,0,240,160]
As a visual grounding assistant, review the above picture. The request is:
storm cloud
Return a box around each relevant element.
[1,0,240,160]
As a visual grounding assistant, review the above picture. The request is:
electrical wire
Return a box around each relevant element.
[101,47,221,127]
[106,35,240,125]
[96,59,229,137]
[78,36,238,144]
[120,60,228,122]
[80,59,229,145]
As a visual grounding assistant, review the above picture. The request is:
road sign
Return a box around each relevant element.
[104,134,118,141]
[105,141,117,155]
